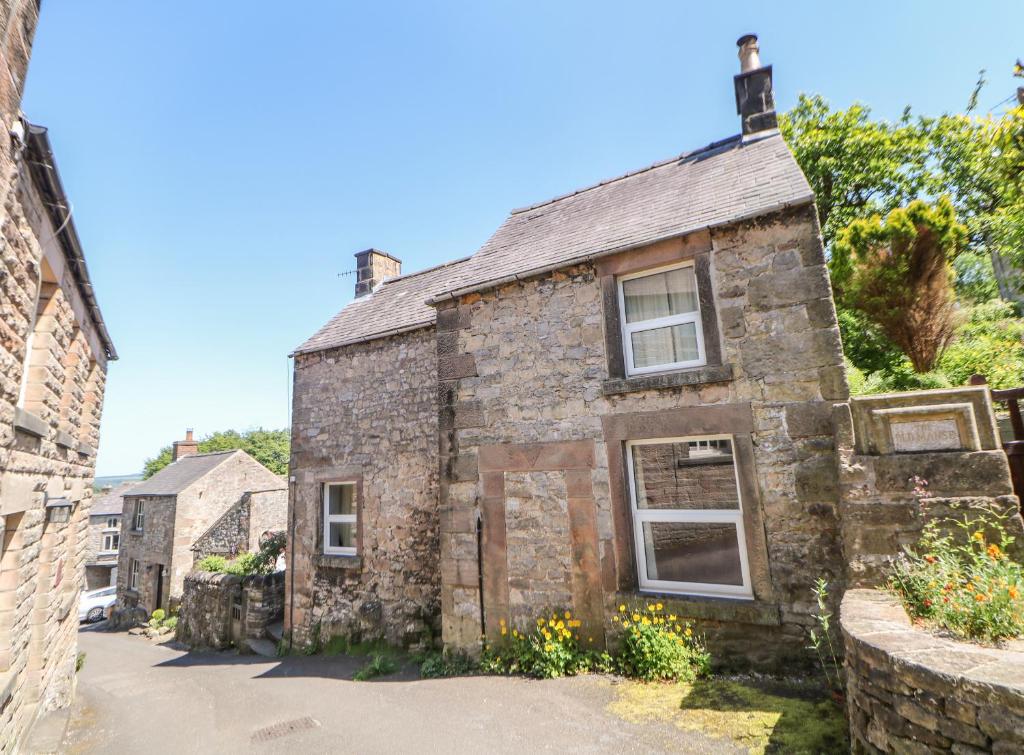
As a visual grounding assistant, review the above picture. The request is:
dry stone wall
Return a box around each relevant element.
[842,589,1024,754]
[437,206,849,666]
[177,570,285,650]
[288,329,441,649]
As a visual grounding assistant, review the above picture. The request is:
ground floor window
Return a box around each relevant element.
[626,435,752,599]
[128,558,140,590]
[323,482,357,556]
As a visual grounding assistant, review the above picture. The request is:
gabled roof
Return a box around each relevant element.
[124,451,240,497]
[296,130,813,354]
[292,256,471,355]
[91,481,137,516]
[428,132,812,302]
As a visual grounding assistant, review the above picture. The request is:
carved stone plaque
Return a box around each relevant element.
[889,418,963,453]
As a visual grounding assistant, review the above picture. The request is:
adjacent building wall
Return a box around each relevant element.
[437,206,848,666]
[83,513,120,590]
[191,487,287,564]
[117,495,175,614]
[288,328,441,648]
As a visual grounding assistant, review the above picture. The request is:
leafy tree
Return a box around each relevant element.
[831,197,967,373]
[939,299,1024,389]
[142,428,289,478]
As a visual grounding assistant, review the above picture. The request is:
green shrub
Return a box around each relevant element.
[224,552,261,576]
[480,611,605,679]
[419,650,477,679]
[148,608,166,627]
[197,555,228,573]
[75,652,86,673]
[353,653,398,681]
[164,616,178,631]
[891,500,1024,641]
[939,299,1024,389]
[613,603,710,682]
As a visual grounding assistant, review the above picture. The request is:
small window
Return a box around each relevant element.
[101,532,119,552]
[105,517,118,530]
[128,558,140,591]
[133,501,145,531]
[618,262,706,375]
[323,482,357,556]
[626,436,752,599]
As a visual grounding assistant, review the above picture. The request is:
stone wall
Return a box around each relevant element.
[116,494,175,614]
[176,570,285,650]
[191,487,287,564]
[842,589,1024,754]
[835,387,1024,588]
[288,328,441,649]
[437,206,848,666]
[0,3,113,749]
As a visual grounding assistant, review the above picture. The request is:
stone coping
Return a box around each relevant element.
[13,407,47,438]
[841,588,1024,710]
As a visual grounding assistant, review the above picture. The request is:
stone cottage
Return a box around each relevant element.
[0,2,117,748]
[288,34,850,666]
[84,482,135,590]
[116,431,285,615]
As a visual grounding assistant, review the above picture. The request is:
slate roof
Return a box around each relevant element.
[293,256,471,355]
[124,451,240,497]
[296,130,813,353]
[91,481,137,517]
[429,132,812,302]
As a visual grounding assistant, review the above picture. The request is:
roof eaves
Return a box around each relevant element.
[426,194,815,305]
[290,320,435,357]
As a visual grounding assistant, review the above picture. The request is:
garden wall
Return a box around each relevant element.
[176,570,285,650]
[841,589,1024,754]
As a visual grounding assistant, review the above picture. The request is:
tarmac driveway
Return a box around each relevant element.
[63,626,737,754]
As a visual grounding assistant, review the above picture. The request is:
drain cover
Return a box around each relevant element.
[251,716,321,742]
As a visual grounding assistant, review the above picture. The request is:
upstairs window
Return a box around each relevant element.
[133,501,145,532]
[101,532,119,553]
[626,436,752,599]
[618,262,706,375]
[323,482,357,556]
[105,517,118,530]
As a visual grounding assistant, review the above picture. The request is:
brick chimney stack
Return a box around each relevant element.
[733,34,778,137]
[172,428,199,461]
[354,249,401,298]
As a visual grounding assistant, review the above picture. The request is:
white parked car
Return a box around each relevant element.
[79,586,116,623]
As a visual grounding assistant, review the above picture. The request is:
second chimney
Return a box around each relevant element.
[172,428,199,461]
[733,34,777,137]
[354,249,401,298]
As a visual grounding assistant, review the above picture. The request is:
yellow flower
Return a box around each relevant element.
[537,618,544,627]
[618,604,626,613]
[668,614,677,622]
[685,627,693,637]
[612,614,619,622]
[675,624,682,632]
[549,619,556,627]
[500,627,507,636]
[641,617,650,626]
[544,643,553,652]
[555,620,565,630]
[973,531,985,542]
[988,543,1003,560]
[542,630,552,640]
[632,613,641,622]
[564,610,572,619]
[499,618,506,626]
[622,621,630,629]
[656,603,663,611]
[647,604,656,612]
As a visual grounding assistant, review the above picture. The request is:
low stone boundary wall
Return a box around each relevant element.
[841,589,1024,754]
[176,570,285,650]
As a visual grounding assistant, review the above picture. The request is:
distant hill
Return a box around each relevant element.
[93,473,142,492]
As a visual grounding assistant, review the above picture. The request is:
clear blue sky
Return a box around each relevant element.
[21,1,1023,476]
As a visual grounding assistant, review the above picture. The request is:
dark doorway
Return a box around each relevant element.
[154,564,164,611]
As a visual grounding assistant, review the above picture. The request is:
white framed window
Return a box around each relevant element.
[133,501,144,531]
[323,482,357,556]
[101,532,119,553]
[128,558,140,591]
[618,261,706,376]
[626,435,752,600]
[105,517,119,529]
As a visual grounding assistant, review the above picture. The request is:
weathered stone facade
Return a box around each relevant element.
[842,589,1024,754]
[116,449,285,616]
[0,3,116,749]
[177,570,285,651]
[437,207,847,665]
[191,488,287,564]
[83,511,120,590]
[288,328,441,648]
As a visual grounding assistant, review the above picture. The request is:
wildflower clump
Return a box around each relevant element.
[613,602,710,682]
[480,611,608,679]
[890,503,1024,642]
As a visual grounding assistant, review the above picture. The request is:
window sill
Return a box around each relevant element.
[602,363,734,396]
[55,430,77,449]
[315,554,362,570]
[78,442,95,457]
[615,591,780,626]
[14,407,48,438]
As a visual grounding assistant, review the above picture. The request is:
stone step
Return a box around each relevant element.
[245,638,278,658]
[266,621,284,643]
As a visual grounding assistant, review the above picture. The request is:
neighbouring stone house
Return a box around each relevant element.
[287,35,852,665]
[116,431,285,616]
[0,2,117,748]
[84,482,134,590]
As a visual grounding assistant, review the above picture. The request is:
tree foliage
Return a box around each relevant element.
[831,198,967,372]
[142,428,289,478]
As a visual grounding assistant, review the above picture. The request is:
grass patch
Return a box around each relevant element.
[418,650,478,678]
[608,675,848,754]
[354,653,398,681]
